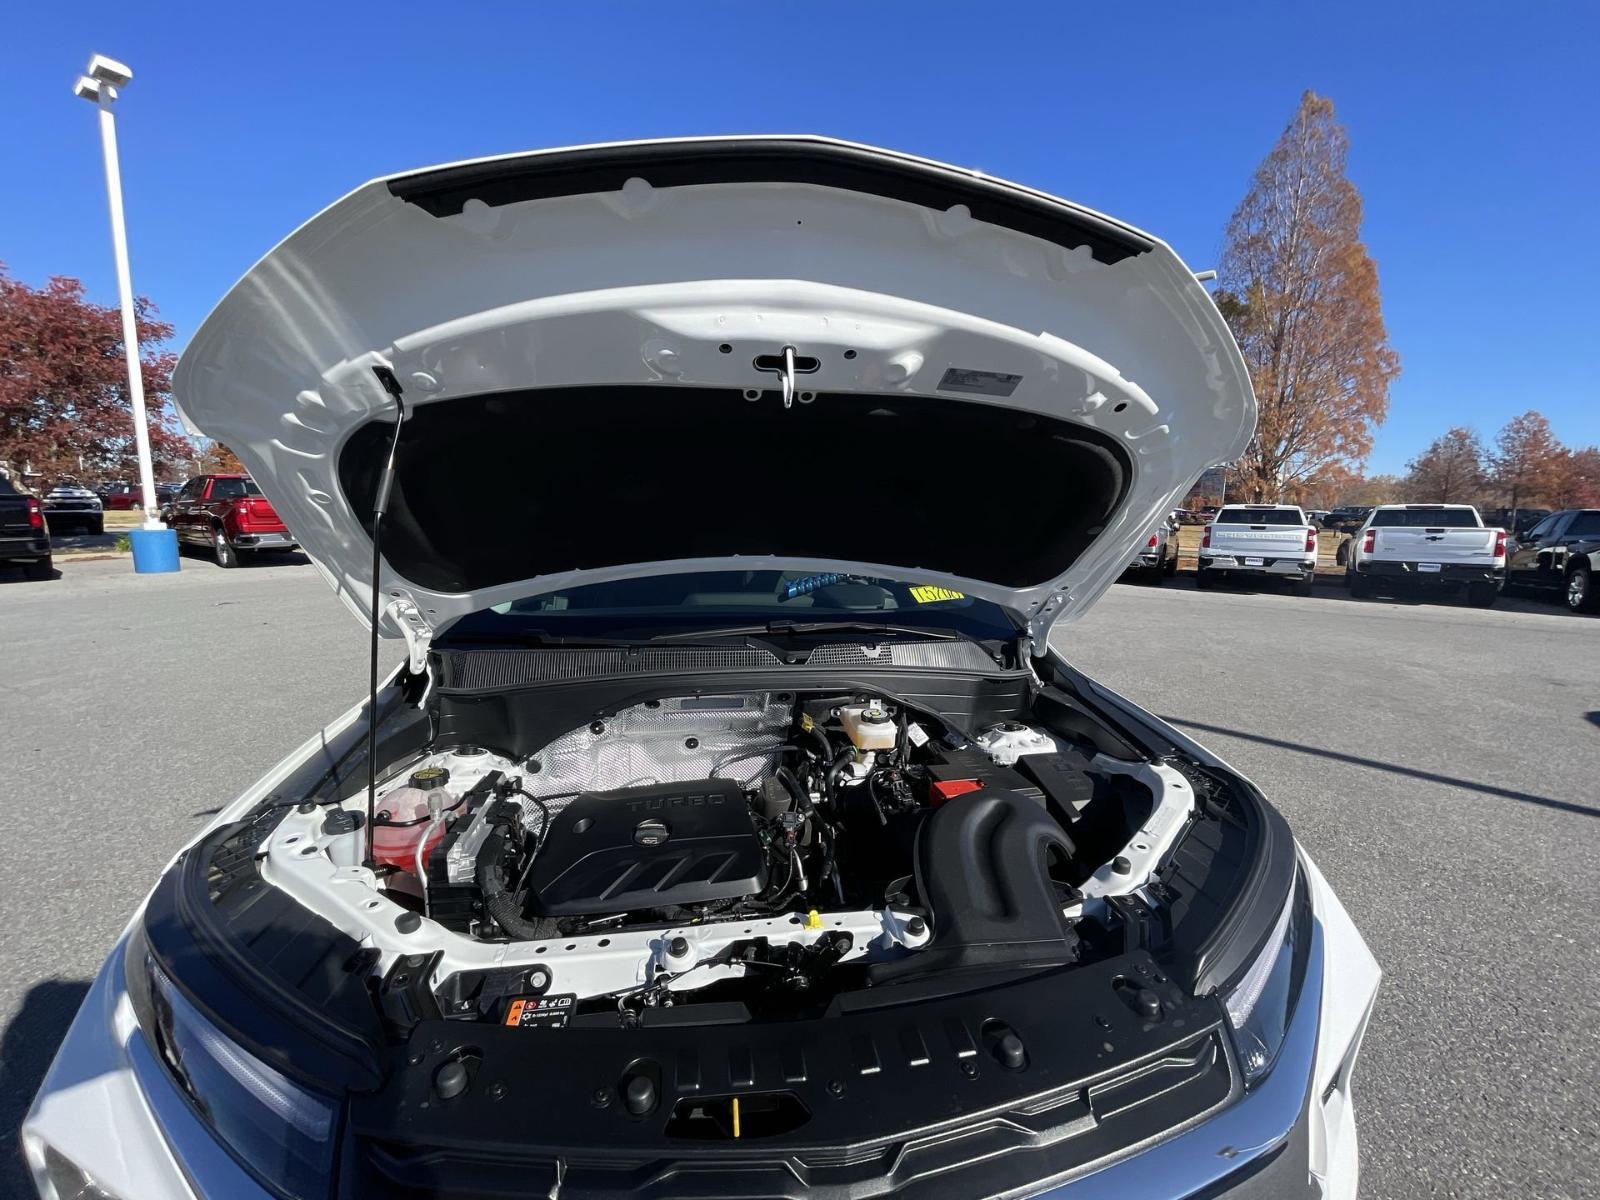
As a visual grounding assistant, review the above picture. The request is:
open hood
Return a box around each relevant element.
[173,136,1253,648]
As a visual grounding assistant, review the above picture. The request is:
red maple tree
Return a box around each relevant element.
[0,263,193,485]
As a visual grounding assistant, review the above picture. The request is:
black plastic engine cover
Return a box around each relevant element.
[525,779,766,917]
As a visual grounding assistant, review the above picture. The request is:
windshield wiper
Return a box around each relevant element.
[648,619,968,644]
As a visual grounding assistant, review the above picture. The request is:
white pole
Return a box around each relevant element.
[94,83,163,531]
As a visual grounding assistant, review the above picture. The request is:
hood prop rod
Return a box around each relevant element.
[364,365,407,869]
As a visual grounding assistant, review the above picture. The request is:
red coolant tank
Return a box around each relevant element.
[371,766,456,871]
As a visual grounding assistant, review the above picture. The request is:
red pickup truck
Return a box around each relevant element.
[163,474,297,568]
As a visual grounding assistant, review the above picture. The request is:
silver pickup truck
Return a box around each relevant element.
[1196,504,1317,594]
[1344,503,1506,606]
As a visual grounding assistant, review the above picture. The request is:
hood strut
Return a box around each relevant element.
[364,364,407,869]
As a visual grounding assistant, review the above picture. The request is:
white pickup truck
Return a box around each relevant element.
[1344,503,1506,606]
[1195,503,1318,594]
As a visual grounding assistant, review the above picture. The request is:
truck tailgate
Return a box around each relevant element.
[1210,526,1308,557]
[1371,527,1496,563]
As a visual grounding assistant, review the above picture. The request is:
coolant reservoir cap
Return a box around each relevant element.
[409,766,451,791]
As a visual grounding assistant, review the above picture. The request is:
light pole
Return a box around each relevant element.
[73,54,178,572]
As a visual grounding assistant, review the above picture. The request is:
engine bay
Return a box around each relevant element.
[260,689,1193,1032]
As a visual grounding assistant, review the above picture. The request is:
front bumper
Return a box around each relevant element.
[1199,555,1316,580]
[232,531,296,549]
[23,858,1378,1200]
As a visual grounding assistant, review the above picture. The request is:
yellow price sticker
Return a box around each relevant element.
[908,585,966,604]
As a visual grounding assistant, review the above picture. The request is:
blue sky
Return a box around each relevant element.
[4,2,1596,473]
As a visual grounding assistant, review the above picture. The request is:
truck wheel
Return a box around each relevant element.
[1164,549,1179,577]
[1467,582,1499,608]
[213,528,239,569]
[22,555,54,581]
[88,515,104,536]
[1335,540,1349,566]
[1567,565,1597,613]
[1349,572,1372,599]
[1294,574,1315,597]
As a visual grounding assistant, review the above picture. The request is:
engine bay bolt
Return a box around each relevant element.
[591,1087,612,1108]
[434,1060,469,1101]
[1135,989,1163,1020]
[590,721,606,736]
[1095,1014,1112,1029]
[826,1079,845,1097]
[487,1081,507,1102]
[684,736,700,749]
[1112,856,1132,875]
[905,916,927,938]
[667,936,690,959]
[960,1060,978,1078]
[296,801,316,815]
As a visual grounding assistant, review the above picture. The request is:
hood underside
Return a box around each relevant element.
[173,136,1254,640]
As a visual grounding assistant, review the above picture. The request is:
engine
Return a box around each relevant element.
[330,689,1141,1027]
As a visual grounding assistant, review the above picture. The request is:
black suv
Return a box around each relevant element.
[1506,508,1600,612]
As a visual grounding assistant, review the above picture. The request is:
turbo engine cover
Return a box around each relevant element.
[524,779,767,917]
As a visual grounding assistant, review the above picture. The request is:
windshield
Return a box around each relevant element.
[1215,507,1304,525]
[444,571,1018,643]
[1370,507,1481,528]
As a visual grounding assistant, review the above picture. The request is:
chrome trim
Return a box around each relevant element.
[1017,916,1323,1199]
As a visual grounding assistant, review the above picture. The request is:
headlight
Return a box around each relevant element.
[126,925,339,1199]
[1221,867,1312,1085]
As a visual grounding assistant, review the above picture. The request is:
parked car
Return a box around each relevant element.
[1123,512,1181,582]
[1321,505,1373,534]
[1173,507,1207,526]
[24,137,1379,1200]
[1505,507,1600,612]
[164,473,298,567]
[98,480,145,510]
[40,480,104,534]
[1483,507,1550,537]
[0,470,53,580]
[1305,509,1331,526]
[1344,503,1504,605]
[1195,503,1318,594]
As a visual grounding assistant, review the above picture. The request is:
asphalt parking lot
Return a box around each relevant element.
[1,558,1595,1199]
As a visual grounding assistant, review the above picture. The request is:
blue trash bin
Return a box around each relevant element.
[129,527,180,573]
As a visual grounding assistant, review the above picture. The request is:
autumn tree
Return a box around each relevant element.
[1490,411,1564,512]
[1338,473,1404,506]
[0,263,192,483]
[1402,427,1487,503]
[1214,92,1400,501]
[1547,445,1600,508]
[196,441,245,474]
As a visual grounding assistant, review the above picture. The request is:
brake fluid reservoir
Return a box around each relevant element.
[840,700,897,751]
[371,766,454,871]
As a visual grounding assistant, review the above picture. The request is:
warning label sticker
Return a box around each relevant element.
[504,994,575,1029]
[938,367,1023,397]
[908,585,966,604]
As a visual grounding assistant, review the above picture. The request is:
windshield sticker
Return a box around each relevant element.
[908,585,966,604]
[938,367,1022,397]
